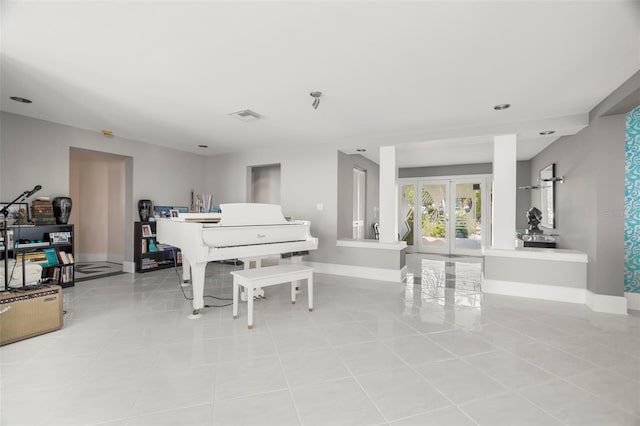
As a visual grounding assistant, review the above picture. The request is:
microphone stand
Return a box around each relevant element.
[1,190,30,291]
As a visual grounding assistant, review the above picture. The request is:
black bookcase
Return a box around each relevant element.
[1,224,75,288]
[133,221,181,272]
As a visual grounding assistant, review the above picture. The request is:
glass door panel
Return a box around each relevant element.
[453,181,482,252]
[419,182,450,253]
[399,183,416,249]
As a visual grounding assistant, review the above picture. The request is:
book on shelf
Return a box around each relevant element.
[67,252,74,263]
[58,251,70,264]
[16,251,49,265]
[43,248,59,266]
[16,241,50,248]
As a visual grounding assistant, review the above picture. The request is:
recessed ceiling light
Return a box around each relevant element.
[356,149,366,152]
[539,130,556,135]
[10,96,32,103]
[102,130,113,137]
[493,103,511,110]
[198,145,208,148]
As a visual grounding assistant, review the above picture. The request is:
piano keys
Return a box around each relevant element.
[156,203,318,317]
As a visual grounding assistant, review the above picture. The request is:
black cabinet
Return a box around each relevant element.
[1,224,75,288]
[133,222,181,272]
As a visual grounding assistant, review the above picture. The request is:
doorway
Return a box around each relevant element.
[352,167,366,239]
[250,164,281,204]
[399,175,491,255]
[69,148,130,277]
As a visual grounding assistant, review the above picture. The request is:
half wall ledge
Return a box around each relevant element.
[482,247,628,315]
[336,239,407,250]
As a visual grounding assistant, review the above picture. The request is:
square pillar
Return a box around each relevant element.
[492,134,517,249]
[379,146,398,243]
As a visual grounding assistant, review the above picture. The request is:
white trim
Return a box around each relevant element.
[336,239,407,250]
[122,261,136,274]
[304,261,406,282]
[625,292,640,310]
[482,279,629,315]
[482,279,586,304]
[585,290,628,315]
[483,247,588,263]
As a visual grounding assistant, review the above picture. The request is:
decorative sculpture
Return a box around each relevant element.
[52,197,72,224]
[138,199,152,222]
[526,207,543,234]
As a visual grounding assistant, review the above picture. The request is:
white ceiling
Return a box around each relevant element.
[1,1,639,167]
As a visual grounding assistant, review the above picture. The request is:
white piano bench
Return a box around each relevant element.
[231,264,314,329]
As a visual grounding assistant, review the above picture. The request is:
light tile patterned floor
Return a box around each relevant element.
[74,261,124,282]
[1,257,639,426]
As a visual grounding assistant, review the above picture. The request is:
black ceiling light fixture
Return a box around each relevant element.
[539,130,556,135]
[493,103,511,110]
[10,96,32,103]
[198,144,208,148]
[356,148,366,152]
[310,91,322,109]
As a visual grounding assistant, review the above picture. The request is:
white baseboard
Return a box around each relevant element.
[625,292,640,310]
[304,261,406,282]
[482,279,629,315]
[122,261,136,274]
[586,290,628,315]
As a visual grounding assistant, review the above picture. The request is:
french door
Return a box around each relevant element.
[399,176,490,255]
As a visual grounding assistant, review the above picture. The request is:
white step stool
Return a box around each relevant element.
[231,264,314,329]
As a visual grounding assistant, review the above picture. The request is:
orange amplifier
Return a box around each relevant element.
[0,285,63,346]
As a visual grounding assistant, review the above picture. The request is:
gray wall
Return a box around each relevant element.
[1,112,207,263]
[399,163,492,178]
[528,70,639,298]
[204,148,402,270]
[204,147,338,265]
[530,114,625,297]
[337,151,380,239]
[485,256,586,289]
[516,160,532,230]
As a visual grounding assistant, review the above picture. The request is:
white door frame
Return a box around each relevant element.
[399,174,492,255]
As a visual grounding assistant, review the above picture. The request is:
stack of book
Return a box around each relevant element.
[31,199,55,224]
[16,251,49,265]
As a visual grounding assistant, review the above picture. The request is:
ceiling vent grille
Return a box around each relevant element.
[229,109,264,121]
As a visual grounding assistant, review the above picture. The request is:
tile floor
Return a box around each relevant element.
[74,262,125,282]
[1,256,639,426]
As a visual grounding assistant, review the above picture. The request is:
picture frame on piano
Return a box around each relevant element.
[153,205,172,218]
[170,209,179,218]
[141,224,153,237]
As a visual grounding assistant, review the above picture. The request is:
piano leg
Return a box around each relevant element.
[181,256,191,286]
[188,261,207,319]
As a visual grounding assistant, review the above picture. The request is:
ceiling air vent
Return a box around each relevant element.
[229,109,264,122]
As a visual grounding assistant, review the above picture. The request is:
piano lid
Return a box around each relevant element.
[217,203,290,226]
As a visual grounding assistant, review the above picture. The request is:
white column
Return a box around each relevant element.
[492,134,517,249]
[379,146,398,243]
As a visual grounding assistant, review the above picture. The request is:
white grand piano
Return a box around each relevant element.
[156,203,318,317]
